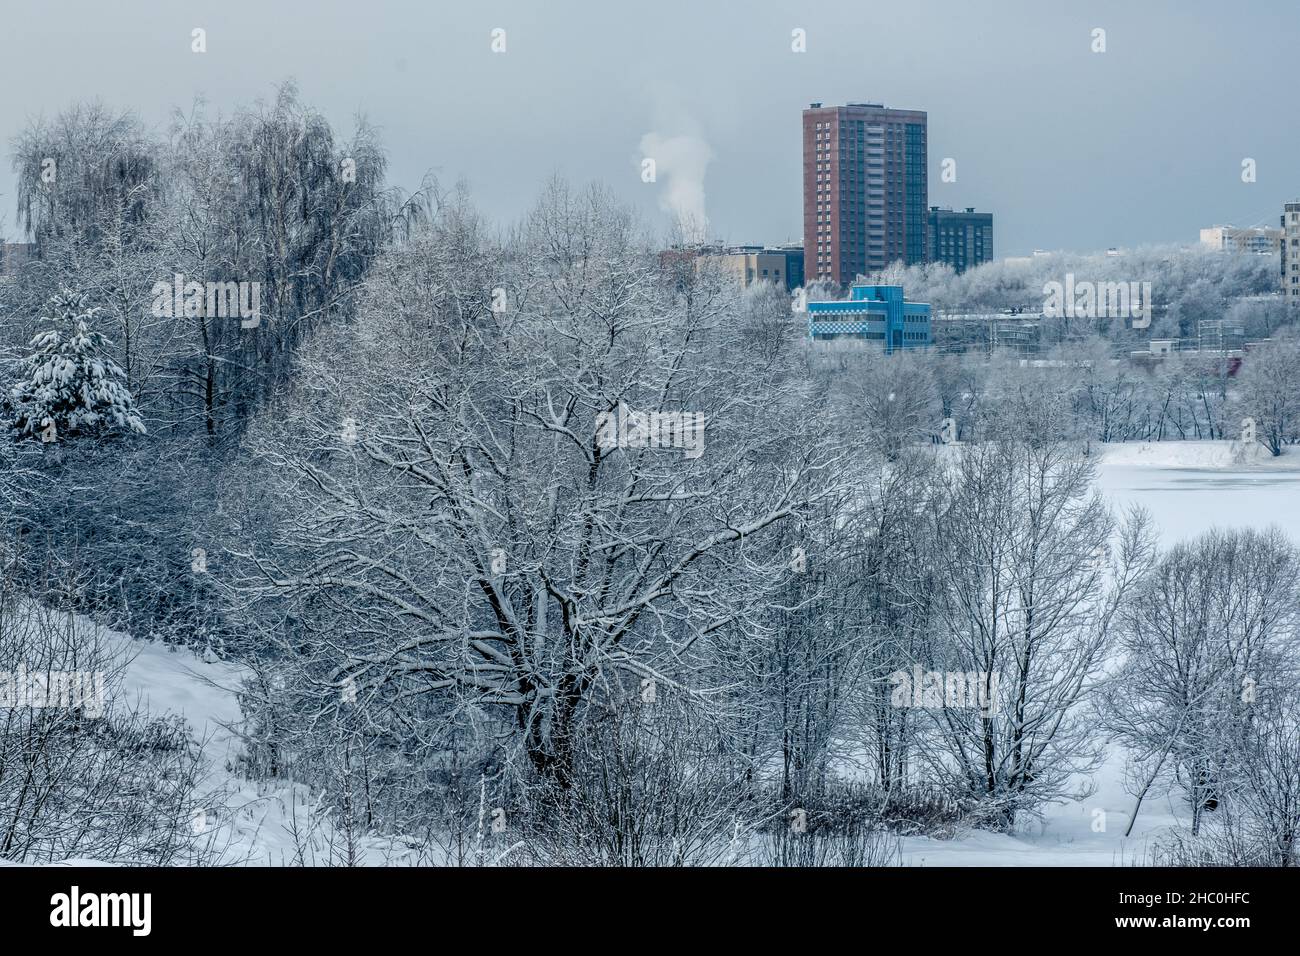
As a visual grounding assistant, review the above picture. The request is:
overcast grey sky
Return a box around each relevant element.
[0,0,1294,256]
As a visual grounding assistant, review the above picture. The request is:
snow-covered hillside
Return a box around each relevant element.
[2,618,419,867]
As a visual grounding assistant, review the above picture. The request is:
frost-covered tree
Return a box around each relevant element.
[1238,330,1300,456]
[1104,527,1300,836]
[9,290,146,441]
[227,180,844,797]
[914,391,1155,829]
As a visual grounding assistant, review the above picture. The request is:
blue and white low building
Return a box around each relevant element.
[806,284,931,353]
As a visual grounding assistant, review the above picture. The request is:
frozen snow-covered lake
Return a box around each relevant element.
[1097,467,1300,543]
[1089,440,1300,542]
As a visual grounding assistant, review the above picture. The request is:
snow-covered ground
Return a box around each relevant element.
[6,624,413,867]
[116,636,339,866]
[1095,438,1287,470]
[15,439,1299,867]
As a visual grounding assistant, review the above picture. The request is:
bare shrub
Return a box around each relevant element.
[0,566,207,864]
[513,693,758,867]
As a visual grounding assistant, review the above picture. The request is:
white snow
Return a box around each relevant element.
[1095,439,1285,470]
[117,637,411,866]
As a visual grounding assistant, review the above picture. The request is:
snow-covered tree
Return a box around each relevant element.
[229,180,844,794]
[1103,527,1300,836]
[1238,330,1300,456]
[9,290,146,442]
[915,392,1155,829]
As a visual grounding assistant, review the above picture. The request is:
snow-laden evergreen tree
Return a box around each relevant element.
[9,290,146,441]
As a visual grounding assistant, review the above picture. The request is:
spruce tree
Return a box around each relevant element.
[9,289,146,441]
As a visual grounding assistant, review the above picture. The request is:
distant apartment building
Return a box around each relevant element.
[1201,225,1282,255]
[0,242,34,276]
[774,242,805,290]
[708,247,786,289]
[803,102,928,287]
[687,244,804,291]
[928,207,993,273]
[1283,203,1300,303]
[805,284,931,353]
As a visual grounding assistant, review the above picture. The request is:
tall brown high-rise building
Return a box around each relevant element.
[803,102,928,287]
